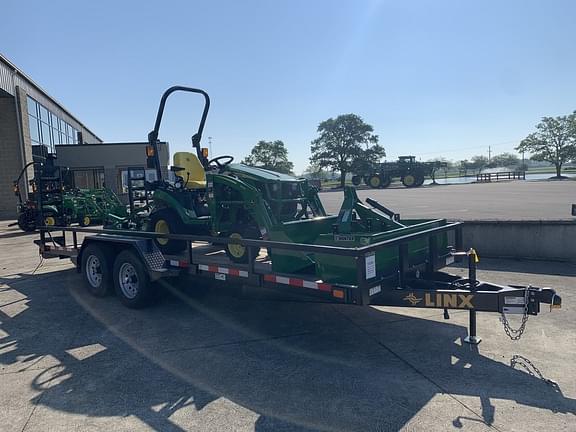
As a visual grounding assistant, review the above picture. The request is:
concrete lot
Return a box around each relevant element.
[0,221,575,431]
[319,180,576,220]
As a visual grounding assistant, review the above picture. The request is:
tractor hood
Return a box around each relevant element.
[226,164,301,182]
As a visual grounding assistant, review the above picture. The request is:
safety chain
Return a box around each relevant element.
[510,355,560,391]
[500,286,530,340]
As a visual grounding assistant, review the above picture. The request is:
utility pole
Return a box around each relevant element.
[208,136,213,155]
[488,146,492,163]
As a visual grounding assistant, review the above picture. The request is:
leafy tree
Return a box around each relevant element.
[490,152,520,168]
[243,140,294,174]
[303,164,329,180]
[310,114,383,188]
[516,112,576,178]
[470,155,489,170]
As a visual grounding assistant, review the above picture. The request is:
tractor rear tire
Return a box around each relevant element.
[351,175,362,186]
[81,243,114,297]
[148,209,187,254]
[367,174,382,189]
[17,213,36,232]
[224,225,260,264]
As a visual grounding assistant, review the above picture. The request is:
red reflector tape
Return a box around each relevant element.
[264,274,332,292]
[168,260,189,268]
[198,264,248,278]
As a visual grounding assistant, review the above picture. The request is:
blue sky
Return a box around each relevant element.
[2,0,575,173]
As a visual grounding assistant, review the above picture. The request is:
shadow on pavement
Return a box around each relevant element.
[0,269,574,431]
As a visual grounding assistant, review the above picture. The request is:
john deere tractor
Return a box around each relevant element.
[12,154,126,231]
[144,86,326,261]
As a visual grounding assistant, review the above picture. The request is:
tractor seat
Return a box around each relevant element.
[172,152,206,189]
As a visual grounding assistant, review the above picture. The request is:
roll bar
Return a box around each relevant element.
[147,86,211,181]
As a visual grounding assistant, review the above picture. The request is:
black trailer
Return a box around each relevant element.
[36,224,561,345]
[352,156,447,189]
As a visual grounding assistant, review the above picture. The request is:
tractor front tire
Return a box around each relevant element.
[148,209,187,254]
[79,214,92,227]
[224,225,260,264]
[367,174,382,189]
[401,173,418,188]
[380,174,392,189]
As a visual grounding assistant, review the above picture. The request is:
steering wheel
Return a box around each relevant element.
[208,155,234,169]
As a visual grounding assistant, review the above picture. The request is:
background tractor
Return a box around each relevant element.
[12,154,126,231]
[351,156,447,189]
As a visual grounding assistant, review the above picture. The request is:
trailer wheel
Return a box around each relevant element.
[367,174,382,189]
[81,244,113,297]
[224,225,260,264]
[113,249,154,309]
[351,175,362,186]
[148,209,187,254]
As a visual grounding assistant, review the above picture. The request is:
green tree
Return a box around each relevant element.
[243,140,294,174]
[310,114,383,188]
[516,112,576,178]
[470,155,489,170]
[490,152,520,168]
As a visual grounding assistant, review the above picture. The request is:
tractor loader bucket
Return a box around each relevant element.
[270,187,450,284]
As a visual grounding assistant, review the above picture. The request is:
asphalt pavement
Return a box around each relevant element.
[319,179,576,220]
[0,220,575,431]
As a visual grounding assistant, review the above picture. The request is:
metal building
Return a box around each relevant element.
[0,53,168,219]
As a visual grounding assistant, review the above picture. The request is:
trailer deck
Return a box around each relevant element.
[36,223,561,344]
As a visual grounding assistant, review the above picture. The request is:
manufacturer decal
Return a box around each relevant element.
[424,293,474,309]
[403,293,423,305]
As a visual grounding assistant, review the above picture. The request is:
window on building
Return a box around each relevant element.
[71,169,105,189]
[26,96,83,152]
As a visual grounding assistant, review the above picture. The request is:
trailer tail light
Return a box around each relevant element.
[332,289,344,299]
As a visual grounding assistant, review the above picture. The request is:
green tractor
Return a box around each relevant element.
[144,86,327,261]
[12,154,126,231]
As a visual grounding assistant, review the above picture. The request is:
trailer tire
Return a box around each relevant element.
[367,174,382,189]
[149,209,187,254]
[113,249,154,309]
[351,175,362,186]
[81,244,113,297]
[224,225,260,264]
